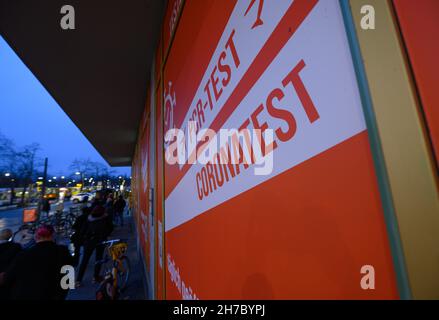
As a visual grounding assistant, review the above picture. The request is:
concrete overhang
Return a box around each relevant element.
[0,0,166,166]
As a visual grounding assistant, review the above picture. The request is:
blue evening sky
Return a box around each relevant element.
[0,36,131,177]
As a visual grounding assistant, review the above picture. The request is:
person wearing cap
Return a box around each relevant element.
[76,203,113,286]
[1,225,73,300]
[0,229,22,300]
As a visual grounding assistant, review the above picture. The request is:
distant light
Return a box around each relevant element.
[11,179,15,182]
[48,180,52,182]
[118,176,122,179]
[73,180,76,183]
[61,176,65,179]
[38,177,43,180]
[53,177,57,180]
[75,172,81,175]
[4,173,10,177]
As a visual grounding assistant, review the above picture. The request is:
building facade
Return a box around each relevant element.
[128,0,439,300]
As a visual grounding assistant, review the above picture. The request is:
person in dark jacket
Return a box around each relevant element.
[1,225,73,300]
[104,195,115,222]
[0,229,22,300]
[42,198,51,218]
[76,204,113,286]
[89,198,100,212]
[113,195,126,226]
[70,205,91,267]
[89,192,105,212]
[80,195,89,208]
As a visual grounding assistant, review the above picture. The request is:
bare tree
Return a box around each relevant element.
[69,159,116,190]
[93,162,116,189]
[0,132,15,169]
[0,132,10,159]
[69,158,97,190]
[0,132,20,204]
[15,143,41,206]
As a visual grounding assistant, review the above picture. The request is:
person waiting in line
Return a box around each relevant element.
[104,194,115,222]
[70,203,92,267]
[0,225,73,300]
[42,198,51,218]
[113,195,126,227]
[127,193,132,216]
[75,204,113,287]
[0,229,22,300]
[80,195,89,209]
[55,200,64,214]
[90,194,102,211]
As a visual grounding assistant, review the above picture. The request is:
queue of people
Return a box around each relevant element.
[0,191,128,300]
[0,225,72,300]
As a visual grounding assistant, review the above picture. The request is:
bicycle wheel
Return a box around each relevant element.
[66,213,76,226]
[98,253,113,277]
[53,218,70,238]
[116,256,130,291]
[96,275,117,300]
[13,225,35,248]
[62,218,73,237]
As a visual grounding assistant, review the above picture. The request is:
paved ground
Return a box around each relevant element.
[67,213,146,300]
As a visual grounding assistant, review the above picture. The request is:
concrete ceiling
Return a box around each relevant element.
[0,0,166,166]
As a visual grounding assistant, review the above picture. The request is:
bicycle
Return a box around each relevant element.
[13,210,74,248]
[95,239,130,300]
[50,210,74,238]
[64,206,82,231]
[13,220,43,248]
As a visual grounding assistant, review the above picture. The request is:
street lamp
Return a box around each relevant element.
[5,173,10,177]
[75,172,81,175]
[61,176,65,179]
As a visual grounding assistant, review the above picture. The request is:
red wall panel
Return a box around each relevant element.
[155,83,165,299]
[162,0,398,299]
